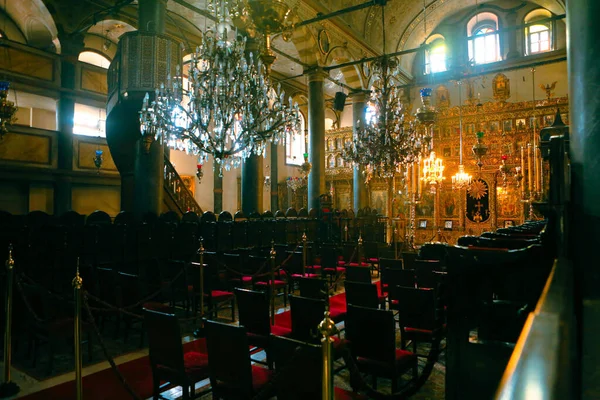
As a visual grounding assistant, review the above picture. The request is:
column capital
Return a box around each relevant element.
[348,90,369,102]
[58,32,85,60]
[304,67,329,83]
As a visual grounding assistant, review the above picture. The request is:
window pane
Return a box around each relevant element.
[286,114,305,165]
[74,103,106,137]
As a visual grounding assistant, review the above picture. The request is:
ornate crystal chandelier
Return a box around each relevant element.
[139,0,301,173]
[472,130,488,174]
[0,81,17,139]
[342,57,421,181]
[342,5,421,182]
[286,176,306,192]
[421,151,445,192]
[452,81,472,190]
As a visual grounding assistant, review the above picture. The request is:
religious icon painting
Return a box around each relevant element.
[516,118,526,131]
[544,115,554,126]
[503,120,513,132]
[490,121,500,133]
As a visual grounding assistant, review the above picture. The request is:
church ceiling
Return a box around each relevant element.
[1,0,566,90]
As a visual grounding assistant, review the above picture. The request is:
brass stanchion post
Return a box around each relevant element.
[318,307,338,400]
[73,260,83,400]
[344,222,348,242]
[269,241,276,326]
[357,233,363,266]
[0,244,19,397]
[194,239,206,338]
[302,232,307,276]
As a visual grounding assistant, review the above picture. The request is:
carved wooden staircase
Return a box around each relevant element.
[163,156,203,216]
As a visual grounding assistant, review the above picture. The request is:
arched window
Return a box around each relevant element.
[467,12,500,65]
[286,112,306,166]
[525,9,553,55]
[78,51,111,69]
[425,35,447,74]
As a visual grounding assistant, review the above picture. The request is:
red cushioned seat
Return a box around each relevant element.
[254,279,287,288]
[329,306,346,322]
[181,351,209,381]
[251,365,274,392]
[270,324,292,337]
[230,275,253,283]
[347,262,370,267]
[209,290,234,301]
[356,349,417,376]
[306,264,322,271]
[291,273,320,279]
[368,257,379,263]
[334,386,368,399]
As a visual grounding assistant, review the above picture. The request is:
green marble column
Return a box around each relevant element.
[54,34,85,215]
[307,68,328,210]
[350,91,368,213]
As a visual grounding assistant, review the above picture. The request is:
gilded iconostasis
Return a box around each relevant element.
[324,70,567,245]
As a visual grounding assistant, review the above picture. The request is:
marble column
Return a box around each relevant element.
[213,171,223,214]
[241,38,263,215]
[241,156,261,215]
[54,33,85,215]
[568,0,600,395]
[350,91,368,213]
[270,143,279,212]
[307,68,328,211]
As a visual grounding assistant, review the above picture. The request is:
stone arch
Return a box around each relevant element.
[84,19,136,60]
[1,0,59,52]
[288,24,319,66]
[324,46,365,91]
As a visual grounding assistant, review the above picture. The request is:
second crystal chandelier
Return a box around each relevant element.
[140,0,301,173]
[342,5,422,181]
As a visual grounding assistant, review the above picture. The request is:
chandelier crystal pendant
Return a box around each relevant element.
[139,0,301,173]
[452,80,472,190]
[0,81,17,140]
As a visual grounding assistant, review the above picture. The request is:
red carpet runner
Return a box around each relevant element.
[21,292,347,400]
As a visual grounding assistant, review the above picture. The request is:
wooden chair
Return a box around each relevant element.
[235,288,291,366]
[271,335,367,400]
[345,304,418,392]
[288,295,346,350]
[345,266,372,283]
[190,262,235,322]
[389,286,443,354]
[204,320,274,399]
[144,307,210,400]
[344,281,386,310]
